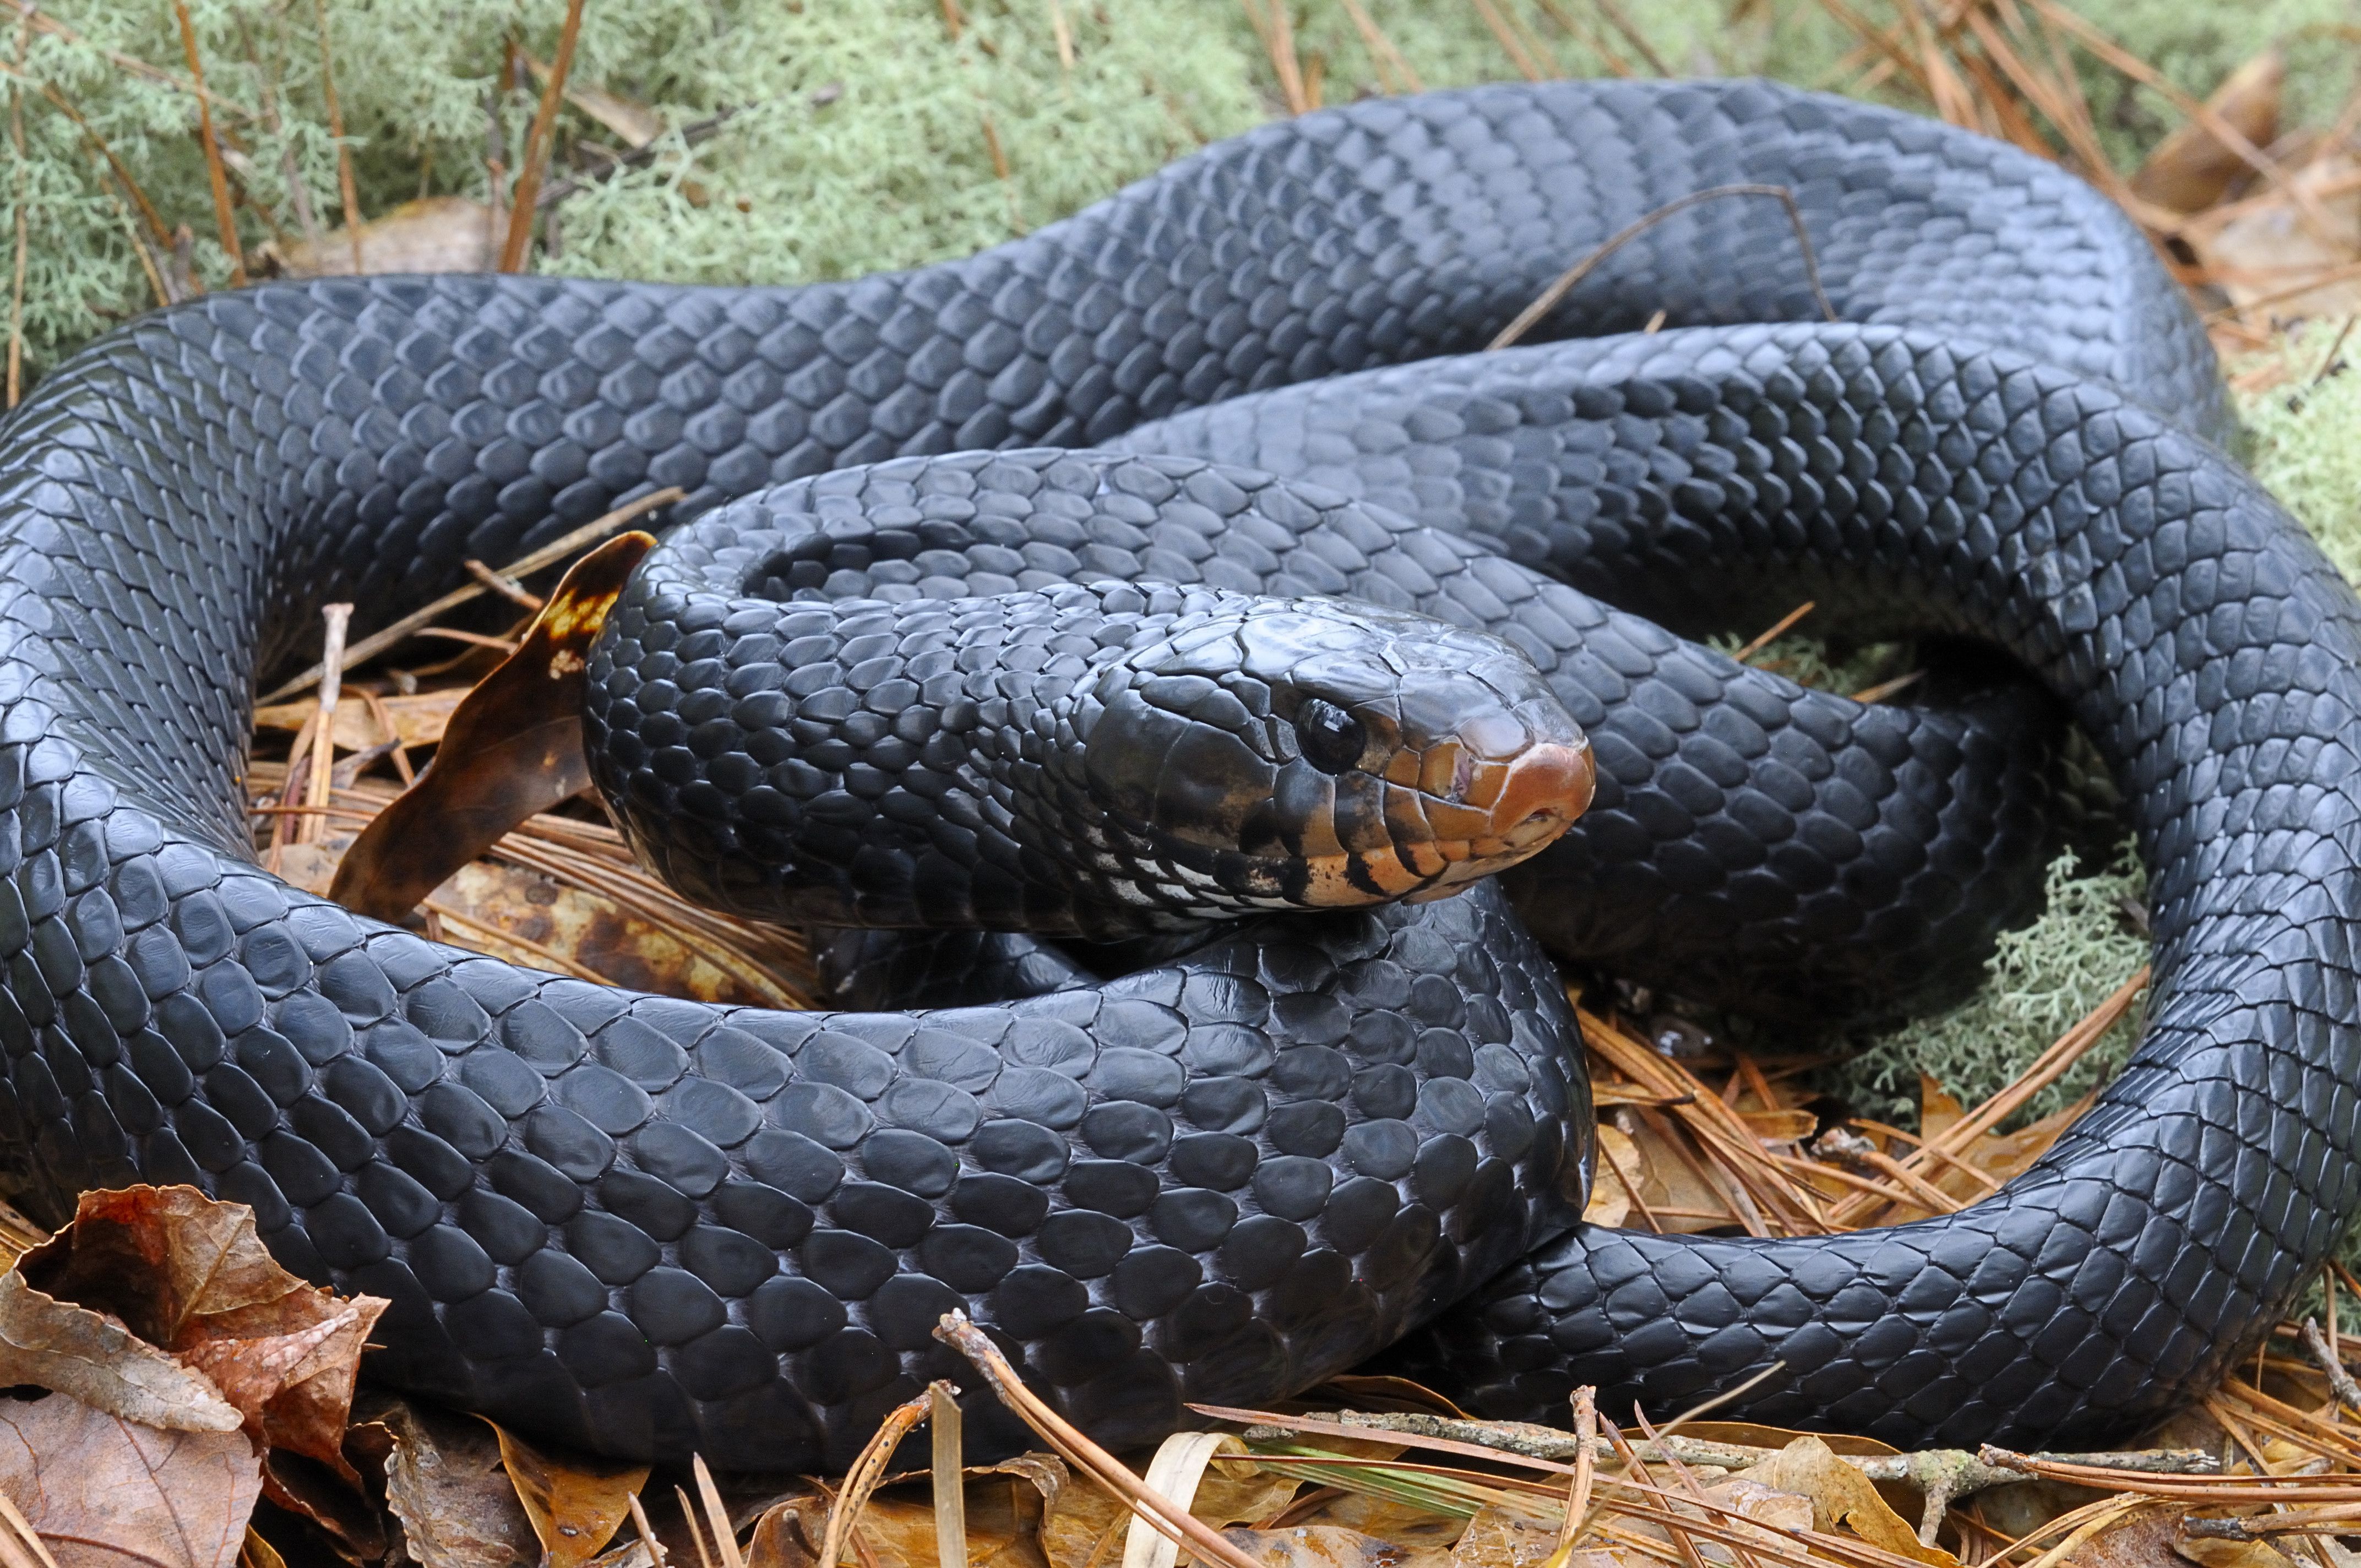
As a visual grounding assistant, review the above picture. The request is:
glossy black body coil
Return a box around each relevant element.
[0,77,2351,1464]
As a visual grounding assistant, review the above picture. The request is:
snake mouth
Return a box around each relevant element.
[1301,736,1595,906]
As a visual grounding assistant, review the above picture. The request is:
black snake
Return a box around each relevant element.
[0,78,2352,1468]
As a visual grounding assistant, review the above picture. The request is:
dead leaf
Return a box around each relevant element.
[2131,50,2282,214]
[257,196,494,277]
[1581,1124,1635,1227]
[746,1494,829,1568]
[1450,1506,1561,1568]
[1220,1526,1411,1568]
[259,1449,391,1565]
[1040,1460,1300,1568]
[371,1397,539,1568]
[2174,1521,2306,1568]
[331,531,654,922]
[17,1188,387,1474]
[489,1421,648,1568]
[251,689,464,750]
[2194,154,2361,321]
[0,1271,243,1433]
[279,835,791,1005]
[1748,1436,1960,1566]
[0,1390,262,1568]
[523,56,666,148]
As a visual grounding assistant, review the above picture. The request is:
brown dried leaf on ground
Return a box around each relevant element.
[251,689,465,750]
[18,1187,387,1474]
[256,196,494,277]
[489,1420,648,1568]
[2131,50,2282,214]
[0,1269,242,1432]
[0,1389,262,1568]
[1449,1504,1563,1568]
[1748,1436,1961,1566]
[1040,1457,1301,1568]
[1215,1525,1411,1568]
[331,531,654,923]
[369,1397,540,1568]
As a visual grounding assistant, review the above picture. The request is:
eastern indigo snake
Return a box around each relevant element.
[0,78,2351,1467]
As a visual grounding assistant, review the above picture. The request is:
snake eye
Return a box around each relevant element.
[1295,699,1368,775]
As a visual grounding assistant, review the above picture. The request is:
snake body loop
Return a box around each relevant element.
[0,78,2351,1464]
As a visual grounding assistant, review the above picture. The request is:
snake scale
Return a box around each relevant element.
[0,77,2354,1468]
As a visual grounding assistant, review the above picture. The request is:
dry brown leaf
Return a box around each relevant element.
[2195,154,2361,320]
[1217,1526,1408,1568]
[744,1493,829,1568]
[0,1390,262,1568]
[1748,1436,1960,1566]
[2131,50,2283,213]
[371,1397,540,1568]
[1286,1494,1465,1568]
[1607,1108,1739,1234]
[279,834,789,1004]
[1040,1459,1299,1568]
[489,1422,649,1568]
[523,56,666,148]
[1449,1505,1562,1568]
[0,1271,242,1432]
[1582,1124,1637,1227]
[17,1187,387,1474]
[259,1449,391,1565]
[251,689,464,749]
[2173,1523,2306,1568]
[258,196,494,277]
[331,531,653,922]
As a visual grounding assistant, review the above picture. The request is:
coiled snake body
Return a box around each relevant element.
[0,78,2354,1466]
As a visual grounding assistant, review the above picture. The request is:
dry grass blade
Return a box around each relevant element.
[1490,183,1836,351]
[1556,1386,1597,1556]
[503,0,585,271]
[1188,1404,1577,1474]
[820,1391,932,1568]
[1732,601,1816,663]
[692,1454,746,1568]
[1124,1431,1254,1568]
[629,1491,669,1568]
[172,0,242,288]
[1337,0,1423,93]
[302,603,353,846]
[0,1488,57,1568]
[937,1313,1266,1568]
[1238,0,1311,115]
[5,8,26,412]
[259,487,682,703]
[1469,0,1549,82]
[929,1382,966,1568]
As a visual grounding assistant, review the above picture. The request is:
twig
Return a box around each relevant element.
[627,1492,668,1567]
[1587,0,1670,73]
[502,0,584,271]
[1731,601,1816,664]
[1490,184,1836,351]
[258,486,681,703]
[1556,1389,1597,1558]
[306,0,361,270]
[821,1392,931,1568]
[1337,0,1423,92]
[464,558,545,609]
[172,0,243,287]
[1470,0,1548,81]
[1239,0,1310,116]
[930,1384,966,1568]
[301,603,352,845]
[0,0,254,121]
[1656,1360,1788,1434]
[2303,1319,2361,1415]
[5,4,27,410]
[938,1313,1268,1568]
[535,107,744,207]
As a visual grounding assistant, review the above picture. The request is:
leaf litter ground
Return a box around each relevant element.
[12,1,2361,1565]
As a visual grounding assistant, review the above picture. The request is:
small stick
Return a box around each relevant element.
[172,0,242,287]
[1490,184,1836,352]
[931,1382,967,1568]
[301,604,352,845]
[311,0,361,270]
[257,487,681,703]
[5,4,28,410]
[464,558,545,609]
[2311,314,2359,385]
[674,1484,717,1568]
[819,1393,931,1568]
[627,1492,668,1567]
[2303,1319,2361,1415]
[1554,1389,1597,1560]
[939,1313,1268,1568]
[502,0,584,271]
[1731,600,1815,665]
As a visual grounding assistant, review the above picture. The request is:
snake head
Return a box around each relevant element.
[1071,598,1593,921]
